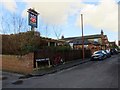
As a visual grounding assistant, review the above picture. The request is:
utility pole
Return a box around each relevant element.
[81,14,84,60]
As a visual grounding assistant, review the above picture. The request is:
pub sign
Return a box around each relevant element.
[28,8,39,28]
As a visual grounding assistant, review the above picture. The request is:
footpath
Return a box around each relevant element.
[24,58,90,77]
[2,58,91,80]
[2,58,90,85]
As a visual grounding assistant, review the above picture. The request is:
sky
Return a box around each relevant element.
[0,0,120,43]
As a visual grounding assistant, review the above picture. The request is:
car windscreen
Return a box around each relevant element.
[94,51,102,54]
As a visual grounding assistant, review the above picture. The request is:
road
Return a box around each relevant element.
[2,54,119,88]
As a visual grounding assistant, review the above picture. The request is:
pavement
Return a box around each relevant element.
[2,58,91,87]
[19,58,91,78]
[2,58,90,87]
[2,54,119,88]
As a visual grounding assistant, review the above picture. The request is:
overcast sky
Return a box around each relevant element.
[0,0,119,43]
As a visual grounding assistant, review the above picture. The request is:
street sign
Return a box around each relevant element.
[36,58,49,62]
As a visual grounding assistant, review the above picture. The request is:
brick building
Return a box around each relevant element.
[109,41,119,49]
[61,30,110,53]
[118,41,120,49]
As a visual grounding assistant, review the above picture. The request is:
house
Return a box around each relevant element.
[61,30,110,53]
[42,37,65,47]
[119,41,120,49]
[109,41,118,49]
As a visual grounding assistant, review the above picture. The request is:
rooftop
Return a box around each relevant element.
[61,34,106,41]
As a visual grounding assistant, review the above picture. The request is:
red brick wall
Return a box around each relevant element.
[2,53,34,74]
[0,55,2,70]
[88,44,101,54]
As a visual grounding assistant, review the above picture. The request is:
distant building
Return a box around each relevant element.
[109,41,116,47]
[119,41,120,49]
[61,30,110,53]
[109,41,118,48]
[42,37,65,47]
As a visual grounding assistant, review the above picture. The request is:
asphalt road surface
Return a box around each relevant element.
[2,54,119,88]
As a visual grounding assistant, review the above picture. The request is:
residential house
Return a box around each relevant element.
[43,38,65,47]
[109,41,118,49]
[61,30,110,53]
[119,41,120,49]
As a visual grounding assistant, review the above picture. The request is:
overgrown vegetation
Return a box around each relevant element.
[2,31,72,55]
[2,31,47,55]
[2,30,92,63]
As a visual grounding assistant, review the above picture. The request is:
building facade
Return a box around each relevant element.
[61,30,110,53]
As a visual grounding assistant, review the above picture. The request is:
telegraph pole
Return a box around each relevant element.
[81,14,84,60]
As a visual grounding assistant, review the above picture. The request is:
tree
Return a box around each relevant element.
[0,13,28,34]
[45,24,49,38]
[53,25,62,40]
[1,13,29,55]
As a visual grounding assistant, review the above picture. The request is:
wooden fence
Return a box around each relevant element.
[34,49,92,67]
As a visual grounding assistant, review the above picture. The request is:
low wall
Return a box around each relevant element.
[2,53,34,74]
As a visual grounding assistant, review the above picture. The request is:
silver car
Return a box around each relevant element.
[91,50,107,60]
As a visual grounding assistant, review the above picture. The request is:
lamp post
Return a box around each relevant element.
[81,14,84,60]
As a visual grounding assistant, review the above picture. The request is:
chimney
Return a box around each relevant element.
[61,35,64,39]
[101,30,104,35]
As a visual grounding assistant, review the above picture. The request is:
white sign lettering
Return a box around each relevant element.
[36,58,49,62]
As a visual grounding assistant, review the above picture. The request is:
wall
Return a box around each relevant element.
[2,53,34,74]
[98,38,102,44]
[0,55,2,70]
[88,44,101,54]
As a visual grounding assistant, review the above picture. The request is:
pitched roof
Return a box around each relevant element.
[62,34,102,41]
[71,38,100,45]
[72,39,91,45]
[62,34,102,45]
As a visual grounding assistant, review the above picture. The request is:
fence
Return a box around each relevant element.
[34,49,92,67]
[2,49,92,74]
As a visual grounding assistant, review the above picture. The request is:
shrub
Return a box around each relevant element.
[2,31,47,55]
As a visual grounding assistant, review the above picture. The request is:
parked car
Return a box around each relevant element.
[118,49,120,53]
[110,48,118,55]
[104,50,111,58]
[91,50,107,60]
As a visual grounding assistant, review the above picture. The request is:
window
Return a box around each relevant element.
[94,39,98,42]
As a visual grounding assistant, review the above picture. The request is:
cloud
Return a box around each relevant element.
[1,0,17,12]
[23,0,118,32]
[76,0,118,32]
[23,0,82,2]
[22,0,84,25]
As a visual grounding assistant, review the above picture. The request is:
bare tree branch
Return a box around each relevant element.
[0,16,5,34]
[45,24,48,38]
[53,25,62,40]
